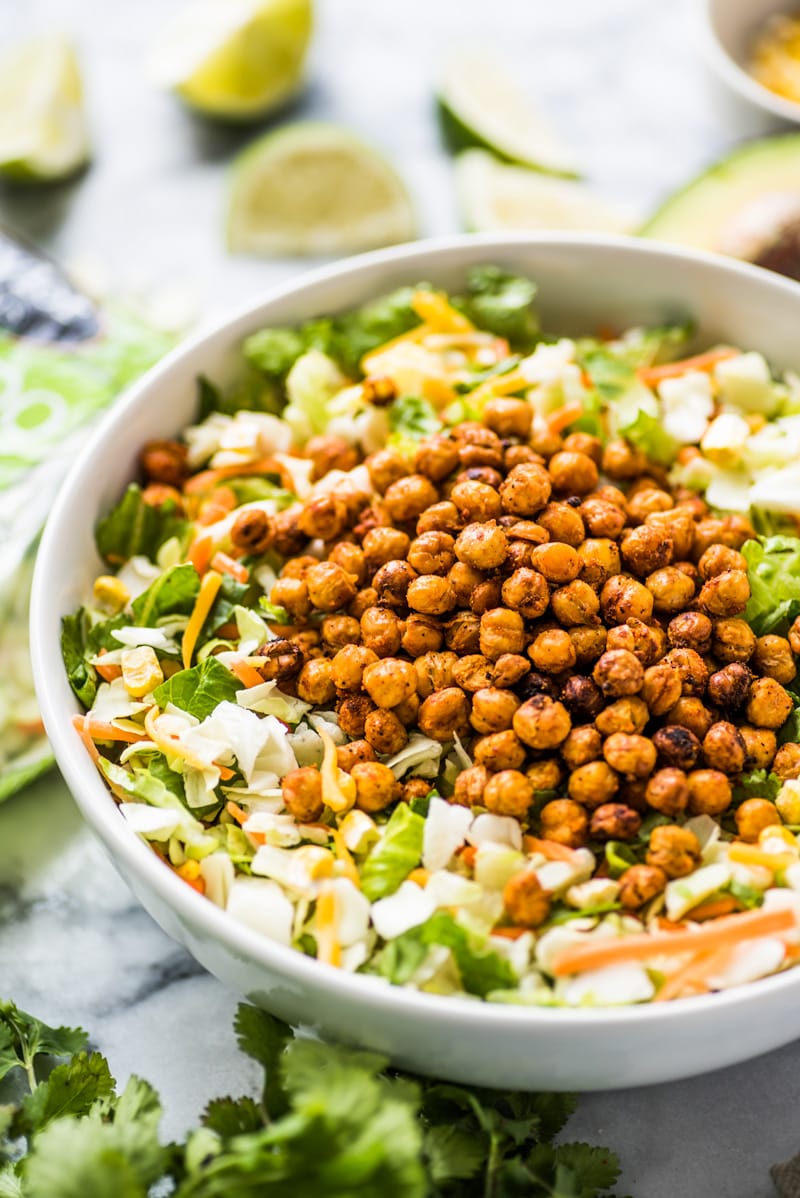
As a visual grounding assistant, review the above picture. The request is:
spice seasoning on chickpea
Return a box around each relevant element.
[69,270,800,1009]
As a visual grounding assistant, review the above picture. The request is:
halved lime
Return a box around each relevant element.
[438,48,578,177]
[455,150,629,234]
[149,0,312,122]
[227,122,417,256]
[0,37,90,182]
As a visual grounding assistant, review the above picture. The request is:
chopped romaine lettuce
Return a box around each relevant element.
[453,266,539,350]
[95,484,190,567]
[388,395,442,444]
[360,803,425,901]
[742,535,800,635]
[61,610,97,707]
[373,911,516,997]
[152,657,242,720]
[132,563,199,626]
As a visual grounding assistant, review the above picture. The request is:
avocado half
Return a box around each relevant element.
[640,133,800,281]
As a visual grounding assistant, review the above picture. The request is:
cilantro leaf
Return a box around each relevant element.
[242,328,307,381]
[0,1002,87,1085]
[423,1124,485,1183]
[526,1141,621,1197]
[388,395,442,443]
[17,1053,114,1135]
[132,563,199,625]
[202,1097,263,1138]
[0,1166,22,1197]
[454,266,539,350]
[95,483,190,567]
[234,1005,291,1119]
[152,657,242,720]
[732,768,782,806]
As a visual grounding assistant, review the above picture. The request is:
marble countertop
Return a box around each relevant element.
[1,0,796,1193]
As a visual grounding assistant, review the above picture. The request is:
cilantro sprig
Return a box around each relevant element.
[0,999,626,1197]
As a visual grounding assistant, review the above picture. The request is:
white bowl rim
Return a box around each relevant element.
[31,230,800,1034]
[701,0,800,124]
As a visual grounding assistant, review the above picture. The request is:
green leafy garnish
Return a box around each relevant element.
[732,768,782,806]
[95,484,190,567]
[388,394,442,444]
[131,563,199,626]
[742,535,800,636]
[374,911,516,998]
[360,803,425,901]
[454,265,540,350]
[152,657,243,720]
[258,598,291,625]
[60,611,97,708]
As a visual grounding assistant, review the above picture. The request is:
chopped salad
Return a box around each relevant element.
[62,266,800,1007]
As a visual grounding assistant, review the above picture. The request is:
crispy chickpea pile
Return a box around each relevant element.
[144,408,797,922]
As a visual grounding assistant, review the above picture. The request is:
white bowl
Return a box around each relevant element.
[704,0,800,124]
[31,233,800,1091]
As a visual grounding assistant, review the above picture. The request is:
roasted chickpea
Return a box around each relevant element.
[645,768,689,817]
[550,580,600,626]
[366,447,409,493]
[504,444,541,470]
[538,799,589,848]
[513,695,572,749]
[739,725,777,771]
[414,651,458,698]
[746,676,794,729]
[735,799,781,843]
[620,526,674,577]
[600,575,654,625]
[384,474,439,522]
[402,777,432,803]
[453,764,488,807]
[255,638,304,682]
[529,629,577,674]
[537,501,586,547]
[712,618,757,663]
[561,675,605,721]
[647,507,696,559]
[697,569,750,617]
[331,644,379,692]
[664,696,713,741]
[448,561,485,606]
[337,694,376,739]
[480,608,526,660]
[667,611,713,653]
[578,538,621,587]
[627,488,673,523]
[484,770,534,818]
[406,531,455,576]
[305,562,358,612]
[306,434,359,481]
[595,696,649,736]
[362,526,411,571]
[547,450,599,495]
[418,687,471,741]
[352,761,401,813]
[702,721,747,774]
[453,422,503,468]
[687,768,733,815]
[503,870,551,927]
[445,611,482,655]
[320,614,361,652]
[561,725,603,769]
[652,726,700,773]
[414,435,460,483]
[470,687,520,734]
[473,729,527,772]
[406,574,457,616]
[362,658,417,709]
[707,662,753,712]
[640,663,682,717]
[296,658,336,705]
[606,617,665,666]
[401,614,443,657]
[491,653,530,688]
[590,803,642,841]
[580,497,626,540]
[281,767,323,823]
[231,507,273,555]
[416,500,462,535]
[526,758,564,790]
[562,431,602,462]
[774,742,800,780]
[270,508,308,558]
[449,479,502,522]
[754,635,797,685]
[567,760,620,808]
[499,462,552,517]
[328,541,366,586]
[593,649,644,698]
[603,732,657,779]
[483,396,533,438]
[618,864,667,910]
[567,624,608,666]
[364,708,407,755]
[349,587,378,620]
[645,566,695,614]
[270,576,312,622]
[529,541,582,584]
[661,648,708,697]
[393,693,420,726]
[646,825,701,879]
[790,615,800,657]
[298,493,348,541]
[337,740,377,772]
[602,438,646,479]
[360,606,402,657]
[453,521,508,570]
[452,654,494,693]
[698,544,747,579]
[500,568,550,619]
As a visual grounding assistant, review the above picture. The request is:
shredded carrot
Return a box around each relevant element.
[551,906,797,977]
[545,401,585,435]
[728,843,797,872]
[410,288,474,333]
[226,800,248,825]
[685,896,741,923]
[184,457,283,496]
[73,715,147,744]
[654,952,715,1003]
[73,714,132,800]
[457,844,477,870]
[524,836,580,863]
[636,346,738,387]
[230,659,266,689]
[176,860,205,895]
[316,884,342,967]
[182,569,223,669]
[142,483,183,508]
[197,486,237,526]
[187,533,214,575]
[95,659,122,683]
[407,867,430,888]
[211,551,249,584]
[216,764,236,782]
[492,926,529,940]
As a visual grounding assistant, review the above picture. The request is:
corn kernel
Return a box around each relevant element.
[177,860,201,882]
[93,574,130,614]
[776,781,800,825]
[121,645,164,697]
[758,824,800,853]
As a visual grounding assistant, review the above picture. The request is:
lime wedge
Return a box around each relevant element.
[227,122,417,257]
[455,150,629,234]
[438,48,578,177]
[149,0,312,121]
[0,37,90,182]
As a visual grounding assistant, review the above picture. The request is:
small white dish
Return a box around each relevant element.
[704,0,800,124]
[30,233,800,1091]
